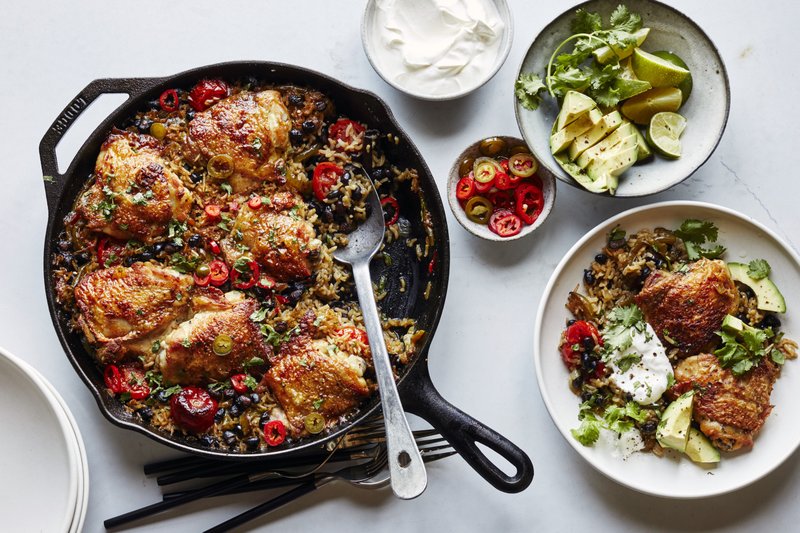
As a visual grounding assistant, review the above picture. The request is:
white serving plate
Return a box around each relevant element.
[534,201,800,498]
[0,346,80,530]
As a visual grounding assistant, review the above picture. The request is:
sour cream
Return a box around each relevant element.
[596,427,645,460]
[369,0,506,97]
[608,323,673,405]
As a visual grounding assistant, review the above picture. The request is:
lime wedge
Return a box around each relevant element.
[632,48,690,88]
[621,87,683,125]
[647,112,687,159]
[651,51,693,103]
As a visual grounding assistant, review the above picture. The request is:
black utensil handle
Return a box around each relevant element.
[38,77,161,215]
[401,362,534,494]
[203,480,318,533]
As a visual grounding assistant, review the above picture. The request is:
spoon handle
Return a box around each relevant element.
[351,261,427,499]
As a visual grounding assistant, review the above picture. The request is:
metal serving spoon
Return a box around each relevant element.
[332,171,427,500]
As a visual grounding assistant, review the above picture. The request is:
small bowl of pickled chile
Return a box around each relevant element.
[447,136,555,241]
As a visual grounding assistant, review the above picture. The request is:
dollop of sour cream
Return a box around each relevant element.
[371,0,505,97]
[608,323,673,405]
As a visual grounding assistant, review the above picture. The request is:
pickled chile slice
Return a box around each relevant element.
[508,153,538,178]
[159,89,180,112]
[494,171,516,190]
[473,157,498,184]
[264,419,287,446]
[170,387,218,433]
[231,260,260,289]
[464,196,493,225]
[560,320,603,370]
[328,119,365,150]
[209,260,229,287]
[456,175,476,201]
[381,196,400,226]
[189,79,229,111]
[104,365,124,394]
[487,189,515,210]
[515,183,544,225]
[230,373,249,394]
[312,162,344,201]
[488,209,522,237]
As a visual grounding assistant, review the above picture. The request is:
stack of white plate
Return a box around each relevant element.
[0,346,89,532]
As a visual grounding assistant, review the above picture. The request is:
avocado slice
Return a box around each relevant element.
[586,144,638,195]
[576,122,637,169]
[685,428,720,464]
[727,262,786,313]
[656,391,694,452]
[555,91,599,131]
[554,153,609,194]
[631,126,652,161]
[568,111,624,161]
[593,28,651,64]
[550,108,603,155]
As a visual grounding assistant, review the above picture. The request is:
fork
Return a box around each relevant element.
[203,442,455,533]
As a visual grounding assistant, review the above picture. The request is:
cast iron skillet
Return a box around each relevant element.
[39,61,533,493]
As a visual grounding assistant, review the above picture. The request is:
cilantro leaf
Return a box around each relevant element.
[674,219,726,260]
[714,314,775,375]
[571,413,602,445]
[609,4,642,33]
[747,259,771,280]
[514,73,547,111]
[571,8,602,34]
[169,252,199,274]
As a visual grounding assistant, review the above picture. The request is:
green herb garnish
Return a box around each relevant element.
[674,219,726,260]
[747,259,771,280]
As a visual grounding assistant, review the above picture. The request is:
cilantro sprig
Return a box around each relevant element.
[714,315,784,375]
[601,304,646,359]
[571,400,649,446]
[515,5,645,109]
[747,259,771,280]
[674,219,726,260]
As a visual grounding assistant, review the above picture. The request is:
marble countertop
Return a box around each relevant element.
[1,0,798,531]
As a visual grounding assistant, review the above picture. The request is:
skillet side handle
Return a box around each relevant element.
[38,77,160,216]
[401,361,534,493]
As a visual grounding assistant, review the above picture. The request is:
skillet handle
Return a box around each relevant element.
[401,361,534,493]
[38,77,162,216]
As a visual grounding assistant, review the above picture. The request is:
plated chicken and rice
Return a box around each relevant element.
[560,221,797,462]
[52,78,431,452]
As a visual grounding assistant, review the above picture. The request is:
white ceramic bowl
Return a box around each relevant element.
[514,0,730,196]
[361,0,513,100]
[447,136,555,242]
[534,201,800,498]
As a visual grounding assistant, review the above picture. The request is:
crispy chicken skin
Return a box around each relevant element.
[672,353,778,451]
[634,258,739,357]
[263,334,370,435]
[74,263,193,364]
[185,90,291,194]
[76,130,192,243]
[159,294,271,386]
[220,190,321,282]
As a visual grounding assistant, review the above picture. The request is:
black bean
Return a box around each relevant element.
[288,93,304,106]
[333,201,347,222]
[232,424,244,437]
[581,337,595,352]
[259,412,272,428]
[136,117,153,133]
[341,171,351,185]
[288,289,303,304]
[321,205,334,223]
[301,120,316,133]
[567,319,577,326]
[581,353,597,372]
[351,187,363,201]
[289,129,303,145]
[641,421,658,434]
[314,100,327,112]
[136,407,153,422]
[190,172,203,184]
[338,221,354,233]
[245,436,260,451]
[60,252,74,265]
[236,395,252,409]
[74,252,90,265]
[571,376,584,389]
[163,242,181,254]
[222,430,237,446]
[214,408,225,423]
[152,242,166,255]
[228,403,242,418]
[326,189,342,200]
[156,390,171,403]
[580,391,593,403]
[594,253,608,264]
[640,266,652,280]
[274,321,288,333]
[124,256,137,267]
[58,239,71,251]
[760,314,781,330]
[200,434,218,447]
[583,269,596,286]
[137,250,154,262]
[185,109,195,121]
[608,239,626,250]
[592,394,606,407]
[250,393,260,404]
[223,388,236,400]
[188,234,203,248]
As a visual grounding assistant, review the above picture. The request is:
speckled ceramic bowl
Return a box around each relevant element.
[514,0,729,197]
[362,0,513,101]
[447,136,555,242]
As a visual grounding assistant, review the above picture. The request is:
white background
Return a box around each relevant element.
[2,0,799,531]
